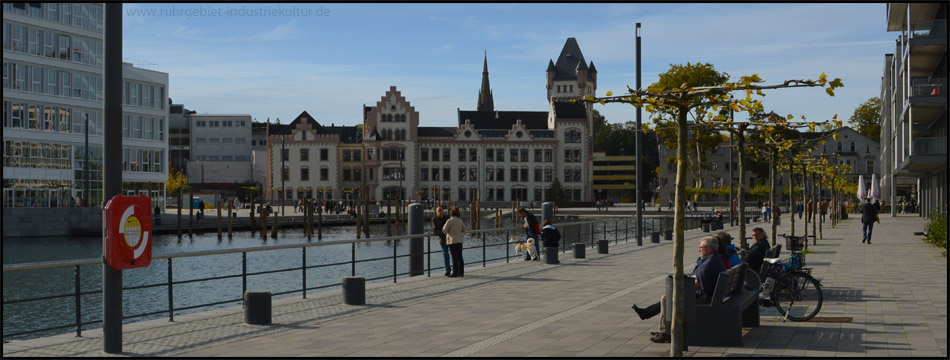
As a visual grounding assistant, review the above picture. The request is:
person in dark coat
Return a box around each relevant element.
[746,227,770,273]
[431,206,451,276]
[861,198,880,244]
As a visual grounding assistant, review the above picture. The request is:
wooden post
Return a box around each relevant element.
[216,200,222,239]
[356,194,362,240]
[363,187,370,237]
[177,190,182,239]
[227,199,233,239]
[188,193,194,237]
[249,192,256,234]
[271,209,278,239]
[317,199,323,240]
[387,199,392,236]
[261,202,268,240]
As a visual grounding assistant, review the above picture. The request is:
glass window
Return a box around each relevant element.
[442,168,451,181]
[432,148,439,161]
[421,167,429,181]
[521,149,528,162]
[535,149,542,162]
[432,167,440,181]
[421,148,428,161]
[496,149,504,162]
[510,149,518,162]
[487,168,494,181]
[496,167,504,181]
[469,148,477,161]
[510,168,518,182]
[320,168,328,180]
[353,150,361,161]
[458,167,466,181]
[300,148,309,161]
[343,150,351,162]
[442,148,450,162]
[469,167,477,182]
[486,148,494,162]
[320,148,328,161]
[459,148,466,162]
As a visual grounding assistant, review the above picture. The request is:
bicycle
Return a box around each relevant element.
[743,234,824,322]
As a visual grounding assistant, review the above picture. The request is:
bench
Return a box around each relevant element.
[686,263,760,346]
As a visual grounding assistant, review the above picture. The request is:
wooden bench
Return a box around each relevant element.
[686,263,760,346]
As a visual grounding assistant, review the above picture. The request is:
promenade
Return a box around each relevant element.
[3,214,945,357]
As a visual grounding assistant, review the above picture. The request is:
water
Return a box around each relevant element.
[3,217,652,340]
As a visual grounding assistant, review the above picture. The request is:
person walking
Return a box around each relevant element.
[442,207,466,277]
[762,202,769,223]
[432,206,451,276]
[861,199,880,244]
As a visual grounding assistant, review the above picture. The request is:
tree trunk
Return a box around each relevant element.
[670,106,688,357]
[790,160,796,237]
[769,151,777,247]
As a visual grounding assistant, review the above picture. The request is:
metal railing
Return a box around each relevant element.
[2,215,717,340]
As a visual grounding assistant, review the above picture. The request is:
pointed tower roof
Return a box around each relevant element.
[547,59,557,72]
[477,51,494,112]
[552,37,594,81]
[588,61,597,74]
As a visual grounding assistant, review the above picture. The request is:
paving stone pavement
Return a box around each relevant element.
[3,214,946,357]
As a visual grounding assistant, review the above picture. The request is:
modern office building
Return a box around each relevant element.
[592,153,636,203]
[3,2,169,208]
[186,114,253,191]
[168,102,194,176]
[881,3,947,217]
[264,38,597,205]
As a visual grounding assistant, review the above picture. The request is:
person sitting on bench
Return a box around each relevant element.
[745,227,770,273]
[631,236,726,343]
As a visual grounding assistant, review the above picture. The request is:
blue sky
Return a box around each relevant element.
[122,3,894,127]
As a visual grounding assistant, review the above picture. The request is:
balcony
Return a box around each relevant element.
[907,77,946,125]
[911,77,946,97]
[911,19,947,40]
[899,137,947,174]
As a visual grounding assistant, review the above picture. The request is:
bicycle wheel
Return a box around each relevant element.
[771,271,823,321]
[744,267,762,292]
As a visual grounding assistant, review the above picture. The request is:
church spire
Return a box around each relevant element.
[477,50,494,112]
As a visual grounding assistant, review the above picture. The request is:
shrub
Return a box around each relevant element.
[923,207,947,253]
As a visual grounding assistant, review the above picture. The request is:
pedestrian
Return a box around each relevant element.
[796,201,803,219]
[432,206,451,276]
[668,199,673,210]
[819,200,828,222]
[442,207,466,277]
[761,202,769,223]
[518,207,542,260]
[806,199,814,222]
[861,198,880,244]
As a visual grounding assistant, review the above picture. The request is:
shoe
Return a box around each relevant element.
[649,333,671,343]
[533,258,540,261]
[444,273,451,277]
[862,237,866,243]
[632,305,647,320]
[866,241,870,244]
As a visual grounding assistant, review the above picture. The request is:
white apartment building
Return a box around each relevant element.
[3,2,169,208]
[264,38,597,204]
[187,114,252,184]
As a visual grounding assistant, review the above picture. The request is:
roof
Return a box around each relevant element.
[553,102,587,120]
[417,127,457,137]
[549,38,594,81]
[458,110,549,130]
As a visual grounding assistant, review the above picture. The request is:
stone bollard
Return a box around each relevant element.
[651,231,660,243]
[544,247,559,264]
[408,204,424,277]
[597,240,608,254]
[573,243,586,258]
[342,276,365,305]
[702,221,710,233]
[244,291,272,325]
[664,229,673,241]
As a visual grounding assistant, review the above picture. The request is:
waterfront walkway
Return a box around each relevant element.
[3,215,946,357]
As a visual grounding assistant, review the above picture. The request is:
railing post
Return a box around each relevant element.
[408,203,424,277]
[393,240,398,283]
[590,223,594,248]
[75,265,81,337]
[615,220,618,244]
[241,252,247,304]
[352,243,356,277]
[302,247,307,299]
[167,258,174,322]
[625,219,629,242]
[427,238,431,277]
[506,229,510,263]
[483,232,486,267]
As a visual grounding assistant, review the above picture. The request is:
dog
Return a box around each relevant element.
[510,236,538,261]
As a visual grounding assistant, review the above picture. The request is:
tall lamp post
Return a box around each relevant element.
[635,22,643,246]
[85,113,90,207]
[281,136,285,216]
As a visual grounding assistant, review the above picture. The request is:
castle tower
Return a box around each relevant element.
[546,38,597,129]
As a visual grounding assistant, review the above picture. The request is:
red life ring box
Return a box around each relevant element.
[104,195,152,270]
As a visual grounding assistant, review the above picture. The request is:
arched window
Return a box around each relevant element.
[387,114,393,122]
[458,186,466,201]
[400,114,406,122]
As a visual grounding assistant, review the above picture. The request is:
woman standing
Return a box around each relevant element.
[442,207,466,277]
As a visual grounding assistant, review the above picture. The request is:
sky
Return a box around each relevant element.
[122,3,895,127]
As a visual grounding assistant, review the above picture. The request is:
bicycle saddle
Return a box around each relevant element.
[764,257,783,264]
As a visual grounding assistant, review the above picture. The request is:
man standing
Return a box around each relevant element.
[631,236,726,343]
[432,206,451,276]
[861,199,880,244]
[518,208,541,261]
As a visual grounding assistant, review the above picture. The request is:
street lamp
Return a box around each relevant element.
[84,113,90,207]
[281,135,285,216]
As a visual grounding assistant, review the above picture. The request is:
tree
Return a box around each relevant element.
[545,177,567,205]
[848,97,881,142]
[592,109,607,140]
[575,64,842,357]
[166,169,189,196]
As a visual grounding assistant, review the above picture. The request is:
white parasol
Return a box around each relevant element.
[871,173,880,200]
[856,174,866,201]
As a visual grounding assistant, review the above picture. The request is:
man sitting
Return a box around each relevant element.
[745,227,770,273]
[631,236,726,343]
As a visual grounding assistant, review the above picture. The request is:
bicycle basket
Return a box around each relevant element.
[785,235,804,251]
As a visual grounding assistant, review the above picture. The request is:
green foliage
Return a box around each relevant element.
[749,184,771,199]
[684,186,708,197]
[924,207,947,252]
[545,177,567,205]
[710,185,731,196]
[848,97,881,142]
[783,185,803,198]
[592,109,607,141]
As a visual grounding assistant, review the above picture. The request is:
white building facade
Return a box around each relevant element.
[3,2,169,208]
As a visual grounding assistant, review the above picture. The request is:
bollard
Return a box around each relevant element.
[597,240,608,254]
[544,247,559,264]
[651,231,660,243]
[702,222,710,232]
[664,229,673,241]
[573,243,586,258]
[542,202,554,225]
[244,291,272,325]
[408,203,424,276]
[342,276,365,305]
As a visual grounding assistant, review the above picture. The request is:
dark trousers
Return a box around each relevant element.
[449,243,464,276]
